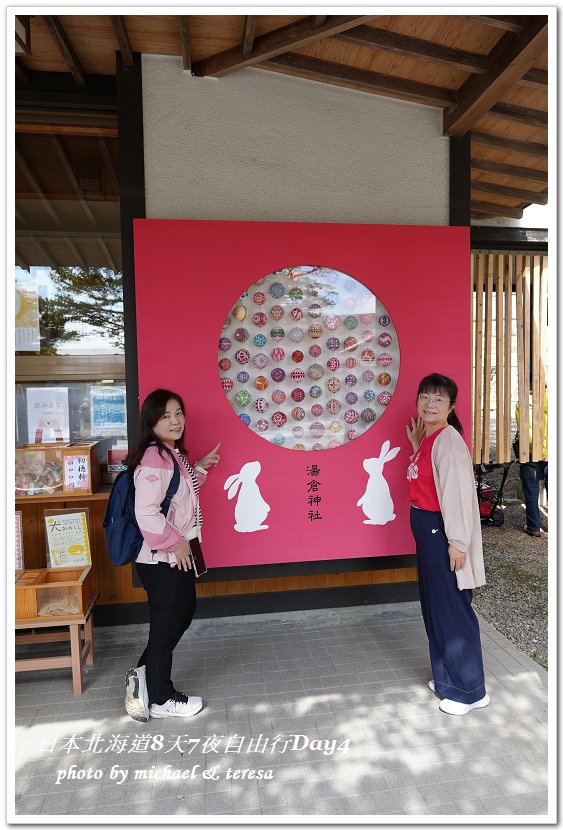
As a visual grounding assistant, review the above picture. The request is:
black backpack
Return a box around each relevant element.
[103,444,180,566]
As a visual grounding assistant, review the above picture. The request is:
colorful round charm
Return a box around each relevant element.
[271,368,286,382]
[254,397,269,412]
[360,313,375,324]
[219,337,231,352]
[290,307,304,320]
[327,357,340,371]
[308,323,323,339]
[289,287,303,301]
[364,389,376,402]
[253,333,267,347]
[378,333,392,347]
[271,347,285,362]
[271,389,286,404]
[311,404,323,416]
[326,337,340,351]
[309,385,322,398]
[379,314,390,326]
[345,374,357,386]
[254,375,268,390]
[253,291,266,305]
[291,388,305,402]
[273,433,285,445]
[290,369,305,380]
[270,327,285,342]
[233,305,247,321]
[377,352,392,367]
[361,407,377,423]
[378,372,392,386]
[289,327,305,343]
[327,399,341,415]
[256,418,268,432]
[327,377,340,393]
[253,353,268,369]
[310,422,325,437]
[292,351,304,363]
[309,344,322,358]
[235,349,250,364]
[345,392,358,405]
[236,371,249,384]
[270,305,284,321]
[293,426,304,438]
[239,413,251,426]
[272,411,287,427]
[362,370,375,383]
[308,303,322,318]
[235,390,251,407]
[269,282,285,298]
[324,315,341,331]
[344,315,358,329]
[234,328,248,343]
[221,377,233,392]
[218,357,231,371]
[252,312,266,326]
[361,349,376,363]
[308,363,324,380]
[343,337,358,351]
[378,391,392,406]
[344,409,359,424]
[291,407,305,421]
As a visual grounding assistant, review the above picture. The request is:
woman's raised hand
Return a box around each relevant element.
[196,442,221,470]
[405,416,425,453]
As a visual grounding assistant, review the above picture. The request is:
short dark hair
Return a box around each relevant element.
[417,373,464,436]
[126,388,188,471]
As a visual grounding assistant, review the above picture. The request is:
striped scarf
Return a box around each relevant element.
[176,451,202,530]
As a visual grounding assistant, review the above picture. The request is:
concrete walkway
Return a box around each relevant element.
[13,603,550,820]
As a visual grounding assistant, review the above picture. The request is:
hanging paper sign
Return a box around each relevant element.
[15,512,24,572]
[90,387,127,437]
[15,284,40,352]
[63,455,90,490]
[26,387,70,443]
[45,511,91,568]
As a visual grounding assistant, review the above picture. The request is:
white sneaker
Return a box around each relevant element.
[439,693,490,716]
[428,679,436,693]
[125,665,150,722]
[150,691,203,718]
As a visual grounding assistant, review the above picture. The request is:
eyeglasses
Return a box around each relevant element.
[418,394,450,406]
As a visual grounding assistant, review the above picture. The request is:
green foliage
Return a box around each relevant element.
[39,267,124,353]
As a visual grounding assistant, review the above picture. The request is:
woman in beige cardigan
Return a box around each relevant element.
[406,373,489,716]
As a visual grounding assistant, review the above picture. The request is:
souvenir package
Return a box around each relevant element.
[15,442,101,498]
[218,266,400,451]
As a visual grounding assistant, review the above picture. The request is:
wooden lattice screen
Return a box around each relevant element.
[472,252,548,465]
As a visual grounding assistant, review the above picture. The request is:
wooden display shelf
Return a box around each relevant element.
[16,566,95,620]
[15,593,98,694]
[15,485,111,506]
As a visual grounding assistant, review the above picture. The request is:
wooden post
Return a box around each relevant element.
[482,254,494,462]
[504,255,513,461]
[520,257,531,462]
[538,257,548,457]
[496,254,504,462]
[531,255,541,459]
[473,253,485,463]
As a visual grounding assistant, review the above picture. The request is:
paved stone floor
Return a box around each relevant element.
[12,603,550,820]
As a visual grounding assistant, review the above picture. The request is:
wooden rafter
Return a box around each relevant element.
[15,57,31,84]
[192,16,374,77]
[50,136,96,225]
[443,16,548,136]
[180,17,191,71]
[471,157,547,184]
[110,16,133,66]
[263,52,455,107]
[43,16,86,86]
[489,102,547,128]
[337,26,487,74]
[464,16,525,33]
[31,236,54,264]
[242,16,257,56]
[312,16,327,29]
[472,179,547,205]
[472,131,547,157]
[15,249,30,272]
[520,67,548,88]
[98,237,117,273]
[472,200,523,219]
[65,236,87,269]
[16,147,61,224]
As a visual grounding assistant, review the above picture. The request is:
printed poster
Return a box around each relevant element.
[26,387,70,443]
[45,511,91,568]
[15,283,40,351]
[90,386,127,437]
[63,455,90,491]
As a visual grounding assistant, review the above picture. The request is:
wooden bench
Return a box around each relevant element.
[15,593,98,695]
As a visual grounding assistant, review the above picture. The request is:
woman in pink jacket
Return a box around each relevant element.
[124,388,220,721]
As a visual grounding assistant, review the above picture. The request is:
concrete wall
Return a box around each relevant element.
[142,55,449,225]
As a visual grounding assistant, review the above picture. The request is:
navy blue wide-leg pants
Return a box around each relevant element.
[410,507,486,704]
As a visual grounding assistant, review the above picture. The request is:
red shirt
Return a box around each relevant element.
[407,427,446,511]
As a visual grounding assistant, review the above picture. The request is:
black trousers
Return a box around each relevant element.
[135,561,197,705]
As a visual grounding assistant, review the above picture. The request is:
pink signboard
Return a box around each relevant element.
[134,220,470,568]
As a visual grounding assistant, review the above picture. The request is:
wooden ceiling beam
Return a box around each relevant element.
[489,101,547,128]
[472,200,524,219]
[98,237,118,273]
[464,16,525,33]
[110,16,133,67]
[263,52,455,107]
[65,236,87,269]
[192,16,375,77]
[180,16,191,71]
[15,249,30,272]
[312,16,327,29]
[15,57,31,84]
[31,236,54,264]
[16,123,118,138]
[242,16,257,56]
[49,136,97,226]
[472,131,547,157]
[472,157,547,184]
[337,26,487,74]
[520,67,548,88]
[472,179,547,205]
[15,147,61,224]
[443,16,548,136]
[42,16,86,86]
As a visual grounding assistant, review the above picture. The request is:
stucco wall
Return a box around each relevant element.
[142,54,449,225]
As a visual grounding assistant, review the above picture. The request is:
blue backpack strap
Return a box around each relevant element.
[158,444,181,517]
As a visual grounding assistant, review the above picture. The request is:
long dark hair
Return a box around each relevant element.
[417,373,464,436]
[126,388,188,472]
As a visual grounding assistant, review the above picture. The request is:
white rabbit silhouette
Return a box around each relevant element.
[224,460,270,532]
[357,440,400,525]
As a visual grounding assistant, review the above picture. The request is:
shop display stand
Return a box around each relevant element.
[15,592,98,695]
